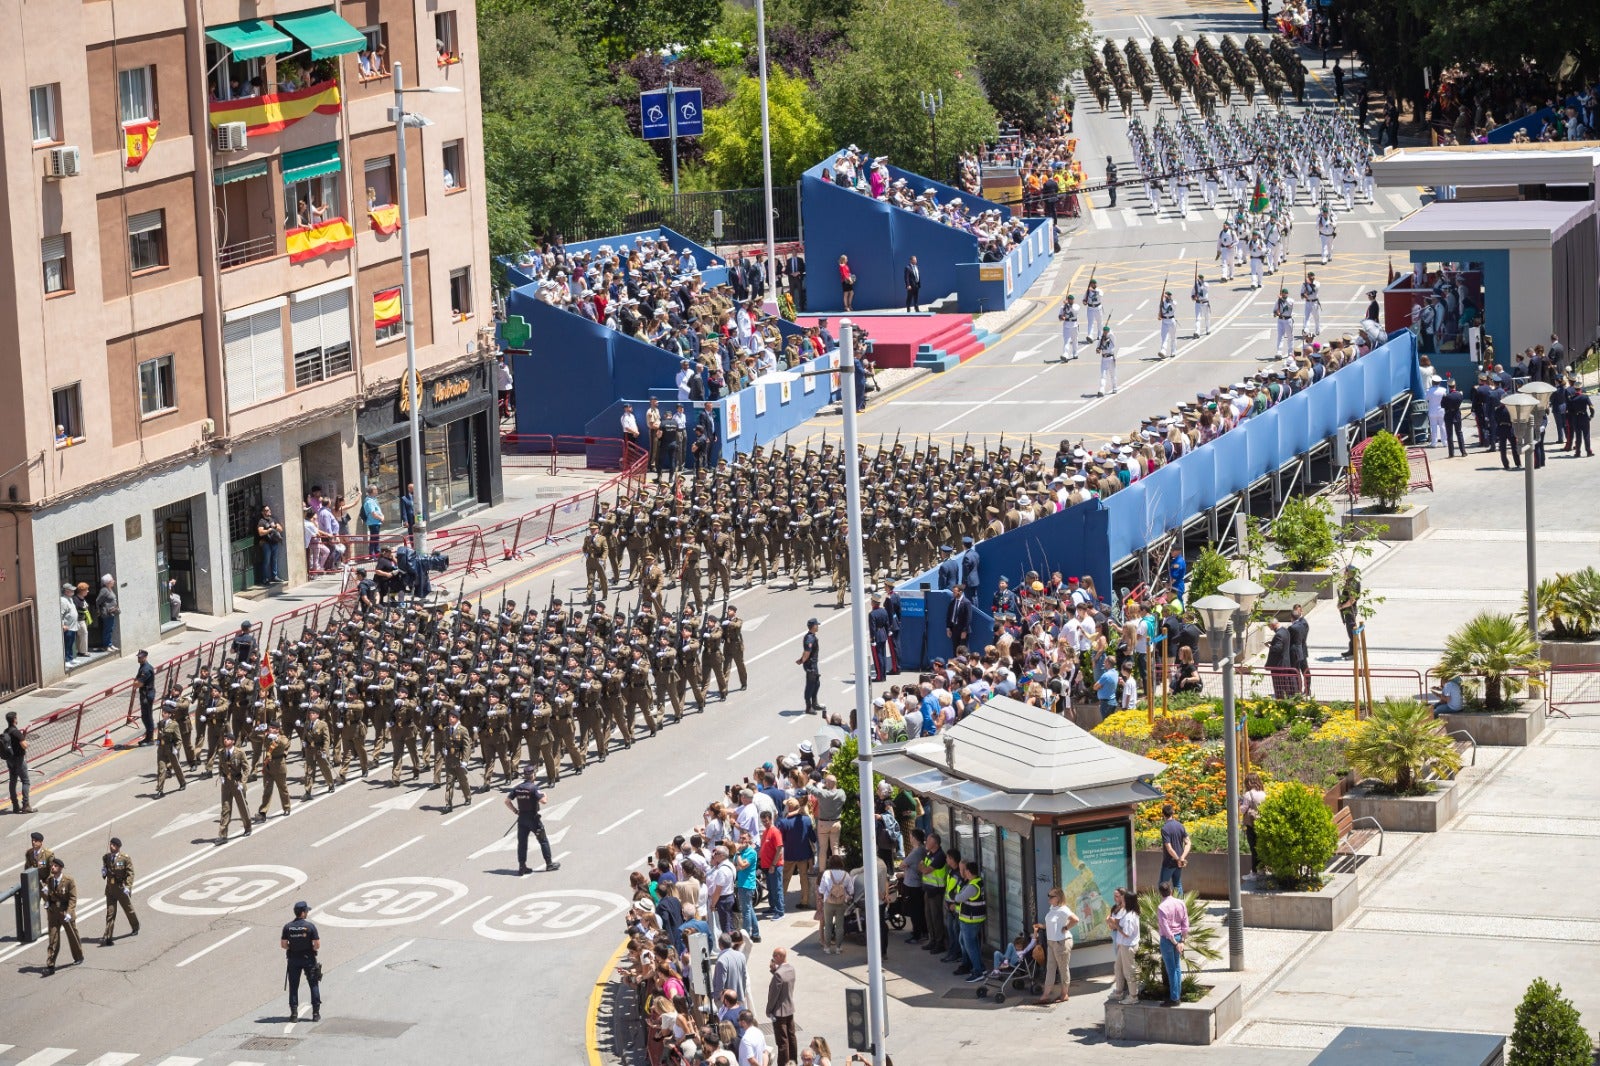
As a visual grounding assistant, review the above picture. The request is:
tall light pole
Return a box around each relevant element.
[391,64,460,554]
[1504,382,1554,639]
[1195,577,1261,975]
[919,89,944,184]
[753,0,778,300]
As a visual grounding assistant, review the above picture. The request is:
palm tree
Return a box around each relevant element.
[1135,889,1221,1001]
[1347,699,1463,794]
[1435,611,1546,710]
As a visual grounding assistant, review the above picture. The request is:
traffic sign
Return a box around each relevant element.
[640,86,704,140]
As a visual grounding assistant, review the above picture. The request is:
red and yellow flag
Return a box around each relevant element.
[208,80,342,136]
[368,204,400,235]
[374,287,403,329]
[285,217,355,263]
[124,120,160,168]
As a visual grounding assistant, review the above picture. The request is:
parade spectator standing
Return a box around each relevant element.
[59,584,77,664]
[766,947,798,1066]
[1159,803,1191,894]
[3,710,30,813]
[904,256,922,312]
[1156,881,1189,1004]
[95,575,120,653]
[1108,887,1140,1003]
[360,485,385,558]
[256,507,285,585]
[1036,886,1079,1004]
[1240,773,1267,874]
[777,797,816,913]
[734,830,762,942]
[757,810,784,918]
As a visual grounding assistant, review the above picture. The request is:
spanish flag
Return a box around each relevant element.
[368,204,400,235]
[285,217,355,263]
[124,120,160,168]
[374,287,403,329]
[209,80,342,136]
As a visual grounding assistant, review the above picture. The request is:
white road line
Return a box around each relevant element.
[83,1055,141,1066]
[929,368,1046,432]
[597,808,645,835]
[1092,211,1110,230]
[1117,314,1133,324]
[1360,222,1376,238]
[1387,193,1411,213]
[152,1059,202,1066]
[665,771,708,798]
[357,938,416,973]
[362,834,423,868]
[14,1051,73,1066]
[1,800,159,878]
[1135,299,1149,311]
[746,611,849,666]
[137,792,336,893]
[438,896,493,926]
[819,648,850,664]
[175,927,250,968]
[442,799,495,827]
[551,850,571,864]
[0,1048,13,1060]
[1120,209,1141,227]
[724,735,771,762]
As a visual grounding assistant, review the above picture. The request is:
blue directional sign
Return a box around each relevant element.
[640,86,704,140]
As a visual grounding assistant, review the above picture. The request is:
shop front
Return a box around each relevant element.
[357,361,504,531]
[875,697,1163,970]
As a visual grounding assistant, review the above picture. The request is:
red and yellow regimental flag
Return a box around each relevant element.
[374,287,403,329]
[124,120,160,168]
[285,218,355,263]
[368,204,400,235]
[209,80,342,136]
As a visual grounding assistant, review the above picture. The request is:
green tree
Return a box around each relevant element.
[1270,495,1337,572]
[702,68,832,188]
[1359,431,1411,511]
[1133,889,1221,1001]
[958,0,1090,130]
[1185,545,1233,615]
[827,736,882,866]
[537,0,723,63]
[1509,977,1592,1066]
[1251,783,1338,889]
[1436,612,1546,710]
[478,7,665,257]
[1347,699,1463,794]
[813,0,997,181]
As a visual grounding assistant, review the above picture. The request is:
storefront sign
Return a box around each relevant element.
[431,375,473,406]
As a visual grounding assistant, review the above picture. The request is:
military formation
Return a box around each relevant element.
[1084,33,1305,115]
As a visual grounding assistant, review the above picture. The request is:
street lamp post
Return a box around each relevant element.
[390,64,460,555]
[1195,577,1261,975]
[753,0,778,300]
[919,90,944,183]
[1503,383,1554,639]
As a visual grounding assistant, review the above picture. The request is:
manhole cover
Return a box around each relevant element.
[239,1036,303,1050]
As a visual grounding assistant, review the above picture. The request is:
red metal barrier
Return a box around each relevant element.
[1530,665,1595,717]
[1348,438,1434,499]
[1194,664,1425,705]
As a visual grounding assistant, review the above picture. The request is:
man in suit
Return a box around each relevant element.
[958,537,980,595]
[905,255,922,312]
[766,946,798,1066]
[882,581,903,675]
[786,250,806,311]
[947,585,973,651]
[1265,620,1297,697]
[1288,603,1311,691]
[935,545,961,591]
[730,253,749,301]
[698,402,720,466]
[744,255,766,300]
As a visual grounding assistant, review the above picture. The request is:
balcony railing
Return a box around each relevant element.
[218,233,278,269]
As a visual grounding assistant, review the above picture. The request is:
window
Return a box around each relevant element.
[449,267,472,318]
[53,384,84,444]
[41,234,71,295]
[374,287,404,342]
[434,12,459,62]
[358,25,389,79]
[222,307,286,411]
[138,354,177,415]
[205,43,264,102]
[118,66,156,125]
[291,291,353,387]
[364,156,395,208]
[284,173,342,230]
[30,84,59,143]
[128,210,167,273]
[442,140,465,191]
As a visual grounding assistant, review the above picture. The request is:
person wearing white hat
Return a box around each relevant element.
[1272,288,1295,359]
[1157,288,1177,359]
[1096,326,1118,397]
[1425,374,1447,448]
[1191,274,1211,336]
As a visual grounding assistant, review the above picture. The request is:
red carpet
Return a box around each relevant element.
[795,313,986,368]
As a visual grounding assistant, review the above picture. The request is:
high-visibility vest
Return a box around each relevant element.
[920,851,948,890]
[958,875,987,924]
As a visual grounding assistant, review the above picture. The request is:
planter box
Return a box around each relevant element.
[1323,772,1358,813]
[1135,849,1237,900]
[1342,504,1429,541]
[1105,978,1242,1046]
[1439,704,1545,747]
[1243,871,1359,931]
[1344,780,1458,833]
[1541,638,1600,668]
[1268,569,1336,601]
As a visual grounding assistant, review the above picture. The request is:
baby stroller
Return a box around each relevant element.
[843,872,908,942]
[977,939,1045,1003]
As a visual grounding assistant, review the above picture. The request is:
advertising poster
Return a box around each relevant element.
[1058,824,1129,944]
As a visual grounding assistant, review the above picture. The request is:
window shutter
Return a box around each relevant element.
[41,235,66,262]
[249,309,285,403]
[223,317,255,410]
[128,210,163,235]
[320,291,352,349]
[291,295,323,354]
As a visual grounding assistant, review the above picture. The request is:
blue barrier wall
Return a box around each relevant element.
[956,218,1055,313]
[1484,100,1583,145]
[799,153,1050,313]
[893,332,1423,669]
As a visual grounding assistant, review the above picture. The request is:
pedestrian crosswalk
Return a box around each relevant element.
[1083,192,1406,233]
[0,1051,267,1066]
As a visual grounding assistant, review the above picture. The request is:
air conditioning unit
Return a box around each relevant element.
[45,146,81,179]
[215,122,248,153]
[200,418,216,439]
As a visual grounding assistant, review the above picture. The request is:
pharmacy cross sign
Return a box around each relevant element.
[501,314,532,350]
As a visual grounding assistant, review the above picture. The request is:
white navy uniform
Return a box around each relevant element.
[1191,278,1211,335]
[1216,228,1236,281]
[1157,294,1177,358]
[1083,285,1104,337]
[1058,298,1079,358]
[1097,329,1118,396]
[1300,278,1322,335]
[1317,211,1337,264]
[1273,294,1295,357]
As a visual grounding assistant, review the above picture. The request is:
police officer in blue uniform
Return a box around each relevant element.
[281,900,321,1022]
[868,595,892,682]
[798,618,823,714]
[958,537,980,595]
[505,764,560,875]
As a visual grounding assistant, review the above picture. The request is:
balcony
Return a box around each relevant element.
[219,233,277,270]
[208,78,343,141]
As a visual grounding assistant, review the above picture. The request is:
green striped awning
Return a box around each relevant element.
[281,141,343,184]
[206,18,293,61]
[273,7,366,60]
[214,159,271,186]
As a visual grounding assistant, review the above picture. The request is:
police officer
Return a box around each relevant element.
[797,618,823,714]
[135,649,157,745]
[100,835,139,944]
[281,900,321,1022]
[504,764,561,875]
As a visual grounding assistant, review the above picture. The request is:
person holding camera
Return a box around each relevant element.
[256,506,285,585]
[281,900,321,1022]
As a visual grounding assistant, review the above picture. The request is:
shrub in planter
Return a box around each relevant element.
[1508,977,1591,1066]
[1532,567,1600,640]
[1436,612,1547,710]
[1251,782,1338,889]
[1134,889,1222,1001]
[1347,699,1462,794]
[1270,494,1338,572]
[1360,431,1411,511]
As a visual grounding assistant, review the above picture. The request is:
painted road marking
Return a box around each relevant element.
[1,800,159,877]
[149,865,307,917]
[357,939,417,974]
[83,1056,141,1066]
[664,772,707,798]
[176,927,251,968]
[362,834,425,868]
[15,1051,74,1066]
[154,809,225,839]
[723,736,769,761]
[312,790,426,847]
[314,877,469,928]
[596,809,643,836]
[472,890,631,943]
[469,824,570,860]
[442,798,497,827]
[438,895,495,926]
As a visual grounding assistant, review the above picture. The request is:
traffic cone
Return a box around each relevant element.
[102,729,113,748]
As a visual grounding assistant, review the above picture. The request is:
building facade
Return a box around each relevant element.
[0,0,496,687]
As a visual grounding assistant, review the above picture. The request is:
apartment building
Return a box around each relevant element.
[0,0,497,688]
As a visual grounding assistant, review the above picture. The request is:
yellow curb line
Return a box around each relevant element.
[587,936,631,1066]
